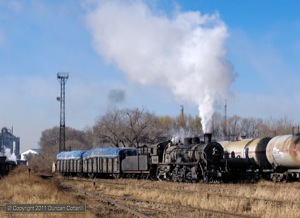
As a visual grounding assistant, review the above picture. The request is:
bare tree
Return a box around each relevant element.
[227,115,241,140]
[264,116,294,136]
[93,108,168,147]
[211,112,223,140]
[186,115,203,136]
[34,126,91,172]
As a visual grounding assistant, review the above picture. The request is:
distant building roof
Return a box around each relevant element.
[20,149,41,160]
[30,149,41,153]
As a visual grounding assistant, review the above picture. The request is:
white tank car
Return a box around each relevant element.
[266,134,300,168]
[220,139,252,158]
[220,137,271,167]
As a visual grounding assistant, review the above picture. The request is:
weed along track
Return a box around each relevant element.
[52,175,300,218]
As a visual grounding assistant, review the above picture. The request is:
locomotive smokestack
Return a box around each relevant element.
[204,133,212,143]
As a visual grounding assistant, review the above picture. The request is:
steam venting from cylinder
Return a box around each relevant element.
[85,1,234,132]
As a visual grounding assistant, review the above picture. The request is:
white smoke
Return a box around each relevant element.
[4,148,17,164]
[84,0,234,132]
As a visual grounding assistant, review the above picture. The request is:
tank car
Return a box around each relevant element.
[220,137,271,182]
[266,134,300,182]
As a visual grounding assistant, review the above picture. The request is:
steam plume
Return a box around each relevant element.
[85,0,234,132]
[4,148,17,163]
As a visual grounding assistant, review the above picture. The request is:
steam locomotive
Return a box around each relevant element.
[55,133,300,183]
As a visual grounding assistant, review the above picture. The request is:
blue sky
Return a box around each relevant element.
[1,0,300,152]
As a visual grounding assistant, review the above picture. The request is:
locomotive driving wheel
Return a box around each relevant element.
[171,168,178,182]
[177,167,186,182]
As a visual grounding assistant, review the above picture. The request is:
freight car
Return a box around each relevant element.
[56,150,85,177]
[56,147,151,179]
[82,147,137,178]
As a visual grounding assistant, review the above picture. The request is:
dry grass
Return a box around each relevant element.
[0,166,95,218]
[61,178,300,218]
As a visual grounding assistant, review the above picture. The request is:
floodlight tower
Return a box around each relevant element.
[57,72,69,152]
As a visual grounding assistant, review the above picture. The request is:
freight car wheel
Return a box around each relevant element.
[283,173,289,183]
[113,174,121,179]
[271,175,277,183]
[88,173,95,179]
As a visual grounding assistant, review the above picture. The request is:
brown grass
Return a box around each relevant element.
[0,166,94,218]
[59,177,300,218]
[14,168,297,218]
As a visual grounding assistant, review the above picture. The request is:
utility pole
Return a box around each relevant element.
[224,100,228,141]
[57,72,69,152]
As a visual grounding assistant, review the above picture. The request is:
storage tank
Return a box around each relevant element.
[266,135,300,168]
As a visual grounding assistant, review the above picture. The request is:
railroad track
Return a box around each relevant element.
[61,181,258,218]
[76,188,152,218]
[61,176,300,207]
[57,176,261,218]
